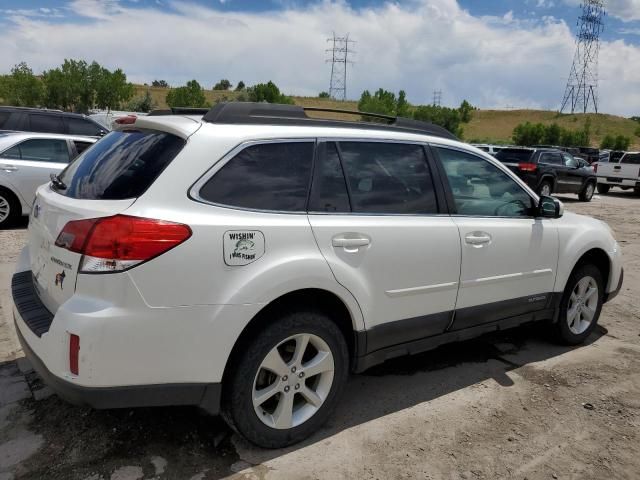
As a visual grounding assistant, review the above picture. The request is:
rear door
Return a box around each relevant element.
[539,152,567,191]
[617,153,640,184]
[28,129,186,313]
[0,138,71,206]
[434,146,559,330]
[308,141,461,352]
[28,113,65,134]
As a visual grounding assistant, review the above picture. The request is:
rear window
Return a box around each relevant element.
[57,130,185,200]
[67,117,103,136]
[494,149,534,163]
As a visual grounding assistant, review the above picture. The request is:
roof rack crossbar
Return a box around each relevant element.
[200,102,458,140]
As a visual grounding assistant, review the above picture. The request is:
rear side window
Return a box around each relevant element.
[540,153,562,165]
[57,130,185,200]
[338,142,437,214]
[199,142,314,212]
[621,153,640,164]
[1,139,70,163]
[29,114,64,134]
[309,142,350,213]
[67,117,103,136]
[0,112,10,129]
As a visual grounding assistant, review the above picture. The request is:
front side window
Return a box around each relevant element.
[199,142,314,212]
[437,147,533,217]
[337,142,437,214]
[1,139,70,163]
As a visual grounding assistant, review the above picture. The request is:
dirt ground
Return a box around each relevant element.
[0,192,638,480]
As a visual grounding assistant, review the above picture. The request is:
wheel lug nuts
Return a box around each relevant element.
[295,384,300,390]
[298,372,304,378]
[284,386,290,392]
[291,366,297,373]
[282,375,288,381]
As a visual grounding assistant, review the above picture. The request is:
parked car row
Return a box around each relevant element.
[0,106,108,138]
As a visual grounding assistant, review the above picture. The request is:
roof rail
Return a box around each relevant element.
[201,102,458,140]
[147,107,210,116]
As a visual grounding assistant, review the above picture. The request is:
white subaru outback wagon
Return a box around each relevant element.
[12,103,623,448]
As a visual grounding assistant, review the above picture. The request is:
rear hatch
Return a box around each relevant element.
[494,148,535,173]
[29,128,187,314]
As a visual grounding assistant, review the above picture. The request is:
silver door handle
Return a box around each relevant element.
[0,164,17,172]
[465,233,492,245]
[332,237,370,248]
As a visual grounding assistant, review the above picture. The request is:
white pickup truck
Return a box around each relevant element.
[596,152,640,194]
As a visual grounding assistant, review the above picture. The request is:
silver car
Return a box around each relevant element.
[0,132,96,227]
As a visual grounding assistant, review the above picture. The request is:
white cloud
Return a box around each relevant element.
[563,0,640,22]
[0,0,638,115]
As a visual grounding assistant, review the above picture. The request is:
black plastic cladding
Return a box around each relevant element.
[194,102,458,140]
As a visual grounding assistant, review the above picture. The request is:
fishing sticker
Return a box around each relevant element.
[223,230,265,266]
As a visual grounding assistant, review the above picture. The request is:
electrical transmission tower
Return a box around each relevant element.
[560,0,606,114]
[326,33,355,101]
[432,90,442,107]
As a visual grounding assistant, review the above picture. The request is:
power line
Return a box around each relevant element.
[560,0,606,114]
[432,90,442,107]
[326,33,356,101]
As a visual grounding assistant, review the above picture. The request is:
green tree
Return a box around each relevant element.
[166,80,207,108]
[152,80,169,88]
[247,81,293,104]
[613,135,631,151]
[458,100,474,123]
[358,88,398,116]
[0,62,43,107]
[396,90,409,117]
[126,90,155,113]
[542,123,562,145]
[318,91,330,98]
[213,79,232,90]
[634,126,640,138]
[235,81,246,91]
[600,134,615,149]
[413,104,463,136]
[93,68,134,111]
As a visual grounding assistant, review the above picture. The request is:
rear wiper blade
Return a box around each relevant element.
[50,173,67,190]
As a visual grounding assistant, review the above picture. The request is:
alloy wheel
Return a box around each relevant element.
[541,183,551,196]
[567,276,598,335]
[0,196,10,223]
[252,333,335,429]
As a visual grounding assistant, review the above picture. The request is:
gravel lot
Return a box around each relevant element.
[0,192,638,480]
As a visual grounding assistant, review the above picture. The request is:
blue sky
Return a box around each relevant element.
[0,0,639,115]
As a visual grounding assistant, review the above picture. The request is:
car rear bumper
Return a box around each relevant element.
[14,321,221,414]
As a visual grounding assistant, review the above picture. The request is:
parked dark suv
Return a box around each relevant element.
[0,107,108,138]
[494,147,597,202]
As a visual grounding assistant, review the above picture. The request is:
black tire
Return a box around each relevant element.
[221,310,349,448]
[634,186,640,197]
[0,187,21,229]
[537,179,553,197]
[554,264,604,345]
[579,181,595,202]
[597,184,610,194]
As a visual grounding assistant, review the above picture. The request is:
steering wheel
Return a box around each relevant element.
[494,199,527,216]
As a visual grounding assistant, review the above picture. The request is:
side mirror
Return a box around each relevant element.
[538,195,563,219]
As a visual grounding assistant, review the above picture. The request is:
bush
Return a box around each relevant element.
[126,90,156,113]
[318,91,330,98]
[512,121,591,147]
[166,80,207,108]
[213,79,232,90]
[247,81,293,104]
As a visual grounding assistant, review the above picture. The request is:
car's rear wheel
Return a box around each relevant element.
[0,188,20,229]
[579,182,595,202]
[597,184,610,194]
[537,180,553,197]
[222,310,349,448]
[554,264,603,345]
[634,186,640,196]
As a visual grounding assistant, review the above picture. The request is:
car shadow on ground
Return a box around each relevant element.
[4,217,29,230]
[7,322,607,479]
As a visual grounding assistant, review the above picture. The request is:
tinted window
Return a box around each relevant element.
[67,117,103,136]
[1,139,70,163]
[309,142,350,212]
[199,142,313,212]
[0,112,10,129]
[73,140,93,155]
[29,114,64,134]
[58,130,185,200]
[540,153,562,165]
[494,149,534,163]
[621,153,640,164]
[338,142,437,214]
[437,147,533,217]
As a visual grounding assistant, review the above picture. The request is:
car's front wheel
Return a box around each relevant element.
[554,264,604,345]
[0,187,20,229]
[222,310,349,448]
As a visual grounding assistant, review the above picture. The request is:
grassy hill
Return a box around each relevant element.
[134,85,640,149]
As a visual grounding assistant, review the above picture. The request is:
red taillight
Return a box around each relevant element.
[69,334,80,375]
[115,115,136,125]
[518,162,537,172]
[55,215,192,273]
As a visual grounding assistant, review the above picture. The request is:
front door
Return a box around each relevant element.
[433,146,559,330]
[308,141,461,352]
